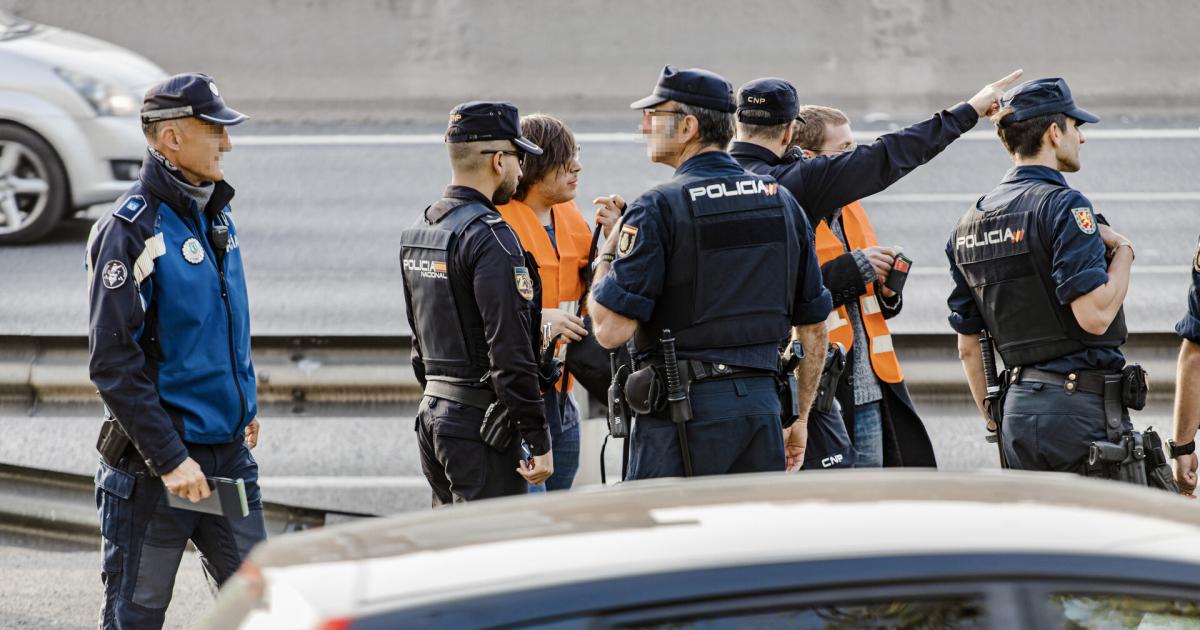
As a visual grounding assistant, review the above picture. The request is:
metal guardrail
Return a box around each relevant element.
[1,332,1187,406]
[0,463,372,546]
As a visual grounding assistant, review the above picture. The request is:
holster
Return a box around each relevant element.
[813,343,846,414]
[1142,428,1181,493]
[778,372,801,428]
[479,401,514,452]
[96,417,133,467]
[624,365,666,415]
[606,356,632,439]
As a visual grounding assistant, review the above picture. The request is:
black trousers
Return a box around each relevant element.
[416,395,527,506]
[1002,380,1133,473]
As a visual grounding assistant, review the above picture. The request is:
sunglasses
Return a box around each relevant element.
[480,149,526,167]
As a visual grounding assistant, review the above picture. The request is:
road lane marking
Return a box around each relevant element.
[869,192,1200,203]
[259,476,429,488]
[235,128,1200,147]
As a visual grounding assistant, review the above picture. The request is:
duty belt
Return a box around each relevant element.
[423,380,496,410]
[1011,367,1112,396]
[638,359,773,383]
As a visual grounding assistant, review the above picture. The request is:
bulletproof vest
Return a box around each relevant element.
[634,173,797,355]
[951,182,1126,367]
[400,199,495,383]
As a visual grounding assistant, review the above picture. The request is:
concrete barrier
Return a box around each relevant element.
[2,0,1196,124]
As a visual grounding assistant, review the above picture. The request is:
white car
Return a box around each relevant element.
[0,12,165,244]
[202,471,1200,629]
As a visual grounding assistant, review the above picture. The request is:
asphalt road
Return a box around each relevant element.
[2,125,1198,336]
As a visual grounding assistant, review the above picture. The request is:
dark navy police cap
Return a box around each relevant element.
[999,77,1099,126]
[141,73,247,125]
[630,65,736,114]
[445,101,543,154]
[736,77,801,125]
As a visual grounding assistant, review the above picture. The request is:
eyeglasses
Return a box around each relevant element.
[807,144,857,156]
[642,108,687,121]
[480,149,526,167]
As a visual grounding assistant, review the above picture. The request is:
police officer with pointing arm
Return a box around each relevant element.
[948,78,1142,475]
[401,102,553,505]
[587,66,833,478]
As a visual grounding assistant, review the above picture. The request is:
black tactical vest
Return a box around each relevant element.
[634,173,798,356]
[400,200,496,383]
[952,182,1126,367]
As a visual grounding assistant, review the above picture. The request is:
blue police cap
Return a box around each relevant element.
[141,73,247,125]
[630,65,736,114]
[736,77,801,125]
[445,101,543,155]
[999,77,1099,125]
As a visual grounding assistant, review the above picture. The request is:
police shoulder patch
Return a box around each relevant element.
[101,260,127,289]
[513,266,534,300]
[617,224,639,258]
[1071,207,1096,235]
[114,195,147,223]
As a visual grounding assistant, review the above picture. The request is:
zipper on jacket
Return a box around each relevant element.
[186,209,248,430]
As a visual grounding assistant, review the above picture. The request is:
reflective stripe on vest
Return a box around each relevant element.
[814,201,904,384]
[497,198,592,392]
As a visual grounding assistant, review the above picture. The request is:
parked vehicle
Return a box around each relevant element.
[0,11,165,244]
[201,471,1200,629]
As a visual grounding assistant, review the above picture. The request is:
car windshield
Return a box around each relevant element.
[0,11,40,41]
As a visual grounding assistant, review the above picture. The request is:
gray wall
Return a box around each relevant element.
[3,0,1194,124]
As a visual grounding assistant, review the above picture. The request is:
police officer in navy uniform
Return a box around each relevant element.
[1170,236,1200,495]
[402,101,554,505]
[86,73,265,629]
[948,78,1137,473]
[588,66,833,477]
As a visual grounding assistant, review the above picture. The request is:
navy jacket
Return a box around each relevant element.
[730,102,978,225]
[86,152,256,474]
[1179,234,1200,343]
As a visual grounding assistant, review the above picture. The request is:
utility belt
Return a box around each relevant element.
[1012,365,1174,492]
[423,380,496,410]
[623,358,774,416]
[1011,364,1148,414]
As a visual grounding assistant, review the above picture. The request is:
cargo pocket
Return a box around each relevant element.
[95,460,135,574]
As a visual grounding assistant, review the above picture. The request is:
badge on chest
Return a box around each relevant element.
[181,238,206,264]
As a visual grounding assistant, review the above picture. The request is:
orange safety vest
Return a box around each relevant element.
[497,198,593,392]
[813,201,904,384]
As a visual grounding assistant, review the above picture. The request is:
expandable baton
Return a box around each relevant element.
[979,329,1008,469]
[661,329,694,477]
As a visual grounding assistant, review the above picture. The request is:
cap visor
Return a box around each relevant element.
[197,106,249,126]
[1066,107,1100,124]
[629,94,668,110]
[512,136,543,155]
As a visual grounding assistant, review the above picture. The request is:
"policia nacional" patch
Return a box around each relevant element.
[514,266,534,300]
[617,224,639,258]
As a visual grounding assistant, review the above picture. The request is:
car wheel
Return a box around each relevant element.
[0,124,69,245]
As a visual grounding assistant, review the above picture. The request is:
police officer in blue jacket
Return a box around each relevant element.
[1170,236,1200,495]
[402,101,554,505]
[86,73,264,629]
[947,78,1138,474]
[588,66,833,477]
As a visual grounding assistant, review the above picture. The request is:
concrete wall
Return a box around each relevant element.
[2,0,1194,124]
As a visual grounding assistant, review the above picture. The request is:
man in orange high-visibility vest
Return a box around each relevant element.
[790,105,935,468]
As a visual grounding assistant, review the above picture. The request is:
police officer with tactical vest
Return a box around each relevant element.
[1170,235,1200,495]
[401,101,554,505]
[588,66,833,477]
[87,73,264,629]
[947,78,1167,481]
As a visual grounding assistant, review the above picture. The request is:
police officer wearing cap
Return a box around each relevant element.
[948,78,1138,474]
[1170,237,1200,495]
[402,101,554,504]
[86,73,264,628]
[588,66,833,477]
